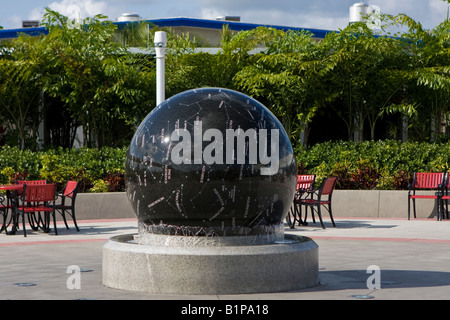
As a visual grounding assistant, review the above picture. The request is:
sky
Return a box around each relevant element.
[0,0,449,31]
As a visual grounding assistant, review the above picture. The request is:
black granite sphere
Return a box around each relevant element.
[125,87,296,236]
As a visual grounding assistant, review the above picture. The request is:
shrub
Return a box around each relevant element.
[0,146,127,192]
[0,146,41,183]
[104,171,125,192]
[1,141,449,192]
[90,179,110,193]
[298,140,450,190]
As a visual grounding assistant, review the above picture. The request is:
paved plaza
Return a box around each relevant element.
[1,216,450,301]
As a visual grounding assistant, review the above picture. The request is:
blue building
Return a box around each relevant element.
[0,16,334,44]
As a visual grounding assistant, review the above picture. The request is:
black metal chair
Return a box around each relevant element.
[295,176,338,229]
[51,181,81,232]
[407,172,445,220]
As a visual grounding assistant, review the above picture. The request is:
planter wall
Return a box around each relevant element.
[71,190,439,221]
[74,192,135,220]
[332,190,438,219]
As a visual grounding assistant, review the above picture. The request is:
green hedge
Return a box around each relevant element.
[2,140,450,192]
[297,140,450,190]
[0,146,127,192]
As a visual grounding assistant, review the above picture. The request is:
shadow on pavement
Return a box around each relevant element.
[308,269,450,291]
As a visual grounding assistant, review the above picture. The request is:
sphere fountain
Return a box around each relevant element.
[102,88,319,294]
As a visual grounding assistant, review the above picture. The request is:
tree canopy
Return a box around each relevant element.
[0,6,449,152]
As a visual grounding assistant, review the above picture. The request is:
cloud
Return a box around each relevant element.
[48,0,109,19]
[4,0,447,31]
[197,0,448,30]
[6,15,22,28]
[428,0,449,26]
[25,0,124,23]
[26,7,46,21]
[369,0,448,28]
[200,0,352,30]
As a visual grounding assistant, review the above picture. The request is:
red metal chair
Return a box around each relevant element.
[50,181,81,232]
[16,180,48,230]
[287,174,315,228]
[295,176,337,229]
[16,180,47,185]
[16,183,57,237]
[296,174,316,192]
[407,172,445,220]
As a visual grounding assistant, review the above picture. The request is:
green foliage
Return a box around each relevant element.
[0,146,41,183]
[298,140,450,189]
[0,8,155,150]
[39,8,155,148]
[2,141,450,191]
[0,8,449,196]
[1,9,449,152]
[90,179,110,193]
[234,29,321,142]
[0,146,127,192]
[0,35,44,149]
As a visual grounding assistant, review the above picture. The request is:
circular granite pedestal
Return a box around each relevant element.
[102,234,319,295]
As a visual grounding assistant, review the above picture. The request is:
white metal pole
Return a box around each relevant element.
[154,31,167,106]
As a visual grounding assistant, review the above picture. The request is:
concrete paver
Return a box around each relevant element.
[1,217,450,301]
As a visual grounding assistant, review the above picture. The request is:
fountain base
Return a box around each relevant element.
[102,233,319,295]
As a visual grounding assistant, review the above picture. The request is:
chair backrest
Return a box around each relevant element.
[320,177,337,196]
[17,180,47,185]
[413,172,444,189]
[63,181,80,198]
[23,184,56,203]
[296,174,315,191]
[443,172,450,188]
